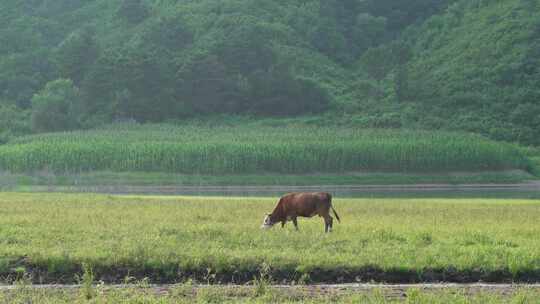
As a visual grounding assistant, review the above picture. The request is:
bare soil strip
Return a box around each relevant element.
[7,181,540,196]
[2,283,540,299]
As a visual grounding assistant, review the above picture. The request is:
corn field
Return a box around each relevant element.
[0,124,531,174]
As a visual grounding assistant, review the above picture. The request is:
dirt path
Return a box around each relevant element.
[9,181,540,196]
[2,283,540,299]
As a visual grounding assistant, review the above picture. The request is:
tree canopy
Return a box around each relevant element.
[1,0,539,145]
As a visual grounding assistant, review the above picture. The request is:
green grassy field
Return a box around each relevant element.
[1,193,539,284]
[2,284,540,303]
[0,123,532,174]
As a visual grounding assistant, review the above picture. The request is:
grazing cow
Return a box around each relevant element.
[261,192,340,233]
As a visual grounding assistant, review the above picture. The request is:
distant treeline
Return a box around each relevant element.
[1,0,539,145]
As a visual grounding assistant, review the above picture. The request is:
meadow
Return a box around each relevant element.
[1,193,540,285]
[0,123,532,175]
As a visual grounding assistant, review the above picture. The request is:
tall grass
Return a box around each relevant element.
[0,123,530,174]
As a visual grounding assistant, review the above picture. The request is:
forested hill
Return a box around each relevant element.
[1,0,539,145]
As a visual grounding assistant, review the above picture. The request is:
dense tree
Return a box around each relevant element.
[249,68,330,115]
[31,79,81,133]
[56,27,99,85]
[117,0,149,24]
[360,0,456,31]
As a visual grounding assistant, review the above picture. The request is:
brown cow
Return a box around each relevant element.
[261,192,340,233]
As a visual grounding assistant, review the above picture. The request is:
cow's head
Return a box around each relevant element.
[260,213,275,229]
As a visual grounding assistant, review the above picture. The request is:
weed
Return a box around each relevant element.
[79,262,95,300]
[253,262,272,297]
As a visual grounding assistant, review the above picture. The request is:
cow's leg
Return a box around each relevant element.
[292,217,298,231]
[328,216,333,232]
[324,215,333,233]
[281,221,286,228]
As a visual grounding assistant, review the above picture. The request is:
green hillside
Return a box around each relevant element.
[404,0,540,144]
[0,0,539,146]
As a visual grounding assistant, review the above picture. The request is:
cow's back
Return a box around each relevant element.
[281,192,331,217]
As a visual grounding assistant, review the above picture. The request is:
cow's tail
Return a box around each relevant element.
[328,194,341,223]
[331,206,341,223]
